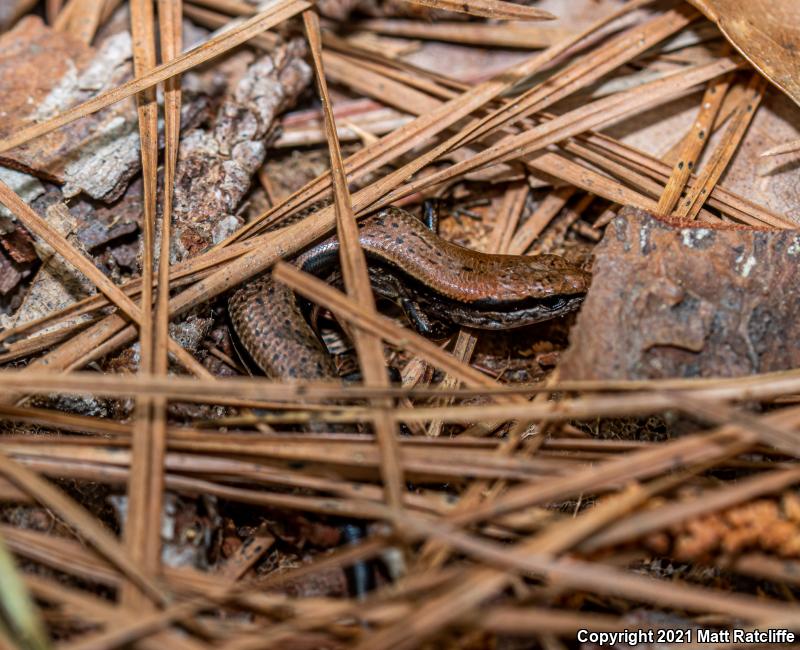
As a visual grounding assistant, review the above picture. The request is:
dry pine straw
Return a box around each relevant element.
[0,1,799,648]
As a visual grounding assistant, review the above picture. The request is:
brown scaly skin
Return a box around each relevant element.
[229,206,591,380]
[229,277,338,381]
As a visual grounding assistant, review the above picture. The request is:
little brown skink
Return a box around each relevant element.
[229,206,591,381]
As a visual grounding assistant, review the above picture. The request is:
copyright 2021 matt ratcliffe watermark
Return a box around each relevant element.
[577,628,796,646]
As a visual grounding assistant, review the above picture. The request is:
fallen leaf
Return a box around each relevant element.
[687,0,800,106]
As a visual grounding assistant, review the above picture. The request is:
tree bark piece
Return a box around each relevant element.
[171,39,311,260]
[0,17,141,202]
[560,207,800,380]
[0,17,208,205]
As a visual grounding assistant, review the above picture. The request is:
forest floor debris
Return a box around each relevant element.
[0,1,799,649]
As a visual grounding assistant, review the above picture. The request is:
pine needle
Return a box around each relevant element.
[303,9,406,513]
[406,0,556,21]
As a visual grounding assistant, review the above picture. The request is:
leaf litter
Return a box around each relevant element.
[0,1,800,648]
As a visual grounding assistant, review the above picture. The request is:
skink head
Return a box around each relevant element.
[522,253,592,296]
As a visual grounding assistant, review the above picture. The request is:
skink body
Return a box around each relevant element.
[229,206,591,380]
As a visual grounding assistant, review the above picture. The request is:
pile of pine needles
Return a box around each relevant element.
[0,0,799,648]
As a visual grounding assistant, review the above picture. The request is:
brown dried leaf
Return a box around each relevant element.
[687,0,800,106]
